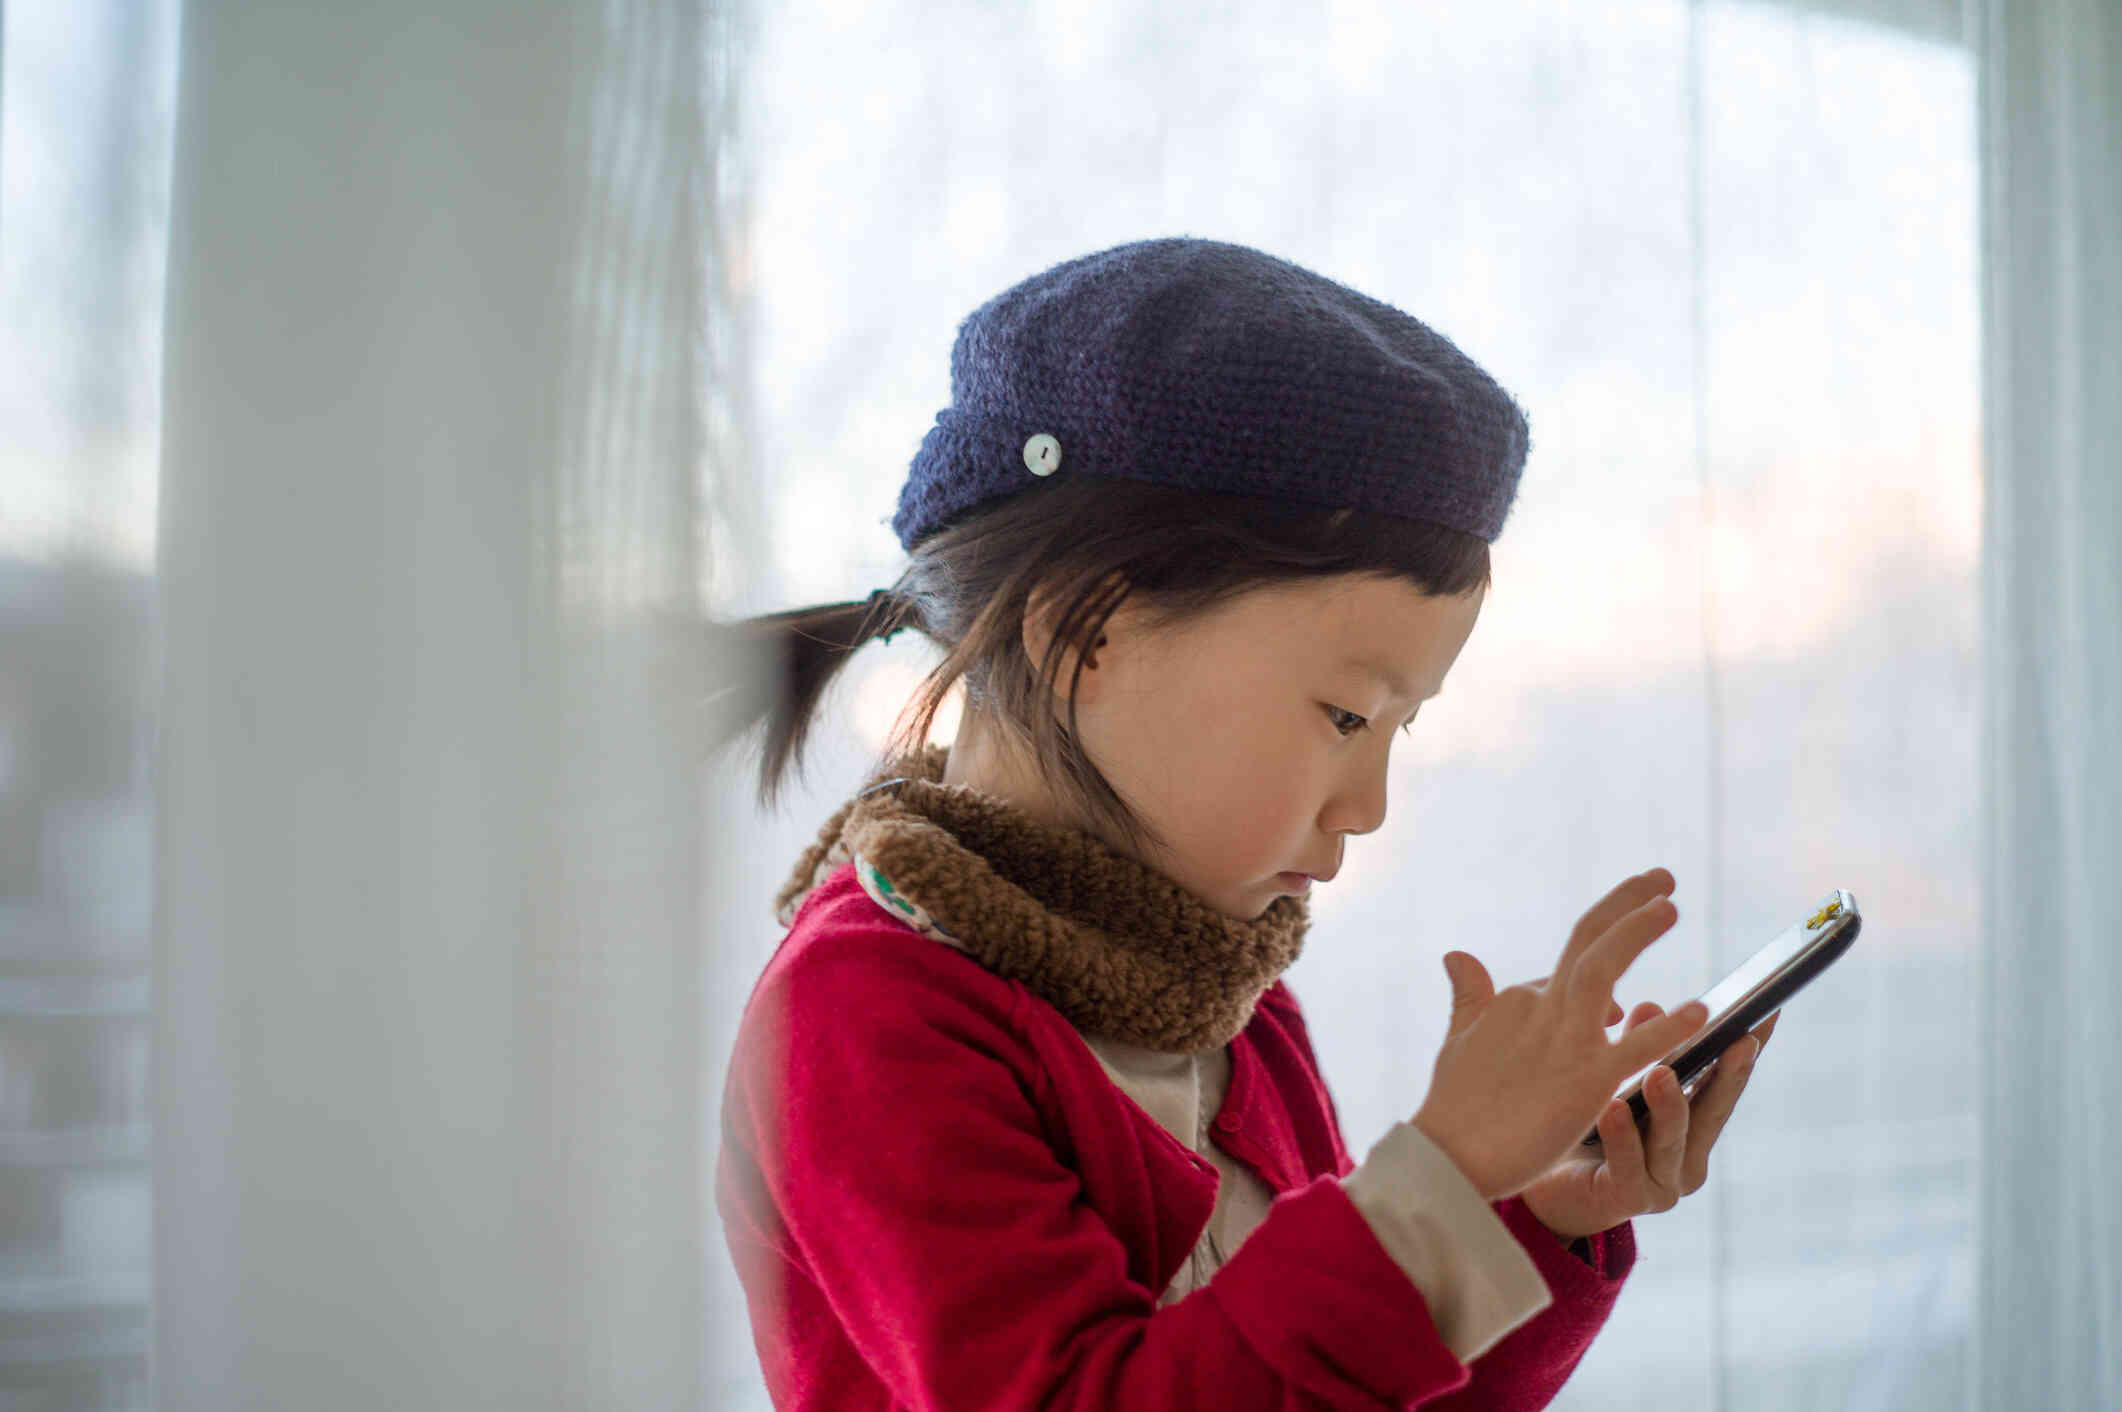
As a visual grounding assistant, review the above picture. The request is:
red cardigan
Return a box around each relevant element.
[716,863,1635,1409]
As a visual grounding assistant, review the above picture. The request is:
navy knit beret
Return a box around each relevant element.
[889,236,1531,553]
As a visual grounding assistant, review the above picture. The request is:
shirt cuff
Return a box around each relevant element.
[1339,1121,1554,1362]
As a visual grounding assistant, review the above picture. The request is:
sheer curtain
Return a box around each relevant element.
[1972,0,2122,1404]
[0,0,2111,1408]
[149,1,740,1408]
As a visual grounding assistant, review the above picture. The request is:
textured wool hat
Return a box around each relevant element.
[889,236,1532,553]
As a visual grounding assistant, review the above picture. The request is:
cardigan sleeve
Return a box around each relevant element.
[1413,1198,1637,1410]
[1340,1121,1554,1361]
[1266,980,1637,1408]
[723,925,1486,1411]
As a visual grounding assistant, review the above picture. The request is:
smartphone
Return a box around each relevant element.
[1582,888,1862,1146]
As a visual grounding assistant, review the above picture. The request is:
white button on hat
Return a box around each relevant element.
[1022,433,1063,477]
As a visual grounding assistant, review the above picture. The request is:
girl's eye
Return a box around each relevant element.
[1323,704,1369,738]
[1323,704,1418,739]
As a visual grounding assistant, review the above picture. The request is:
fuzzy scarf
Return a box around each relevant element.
[773,743,1310,1054]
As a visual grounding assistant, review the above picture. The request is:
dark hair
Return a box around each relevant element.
[717,475,1490,859]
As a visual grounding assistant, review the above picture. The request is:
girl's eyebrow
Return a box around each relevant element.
[1345,655,1441,703]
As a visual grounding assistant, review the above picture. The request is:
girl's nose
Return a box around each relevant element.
[1321,769,1389,839]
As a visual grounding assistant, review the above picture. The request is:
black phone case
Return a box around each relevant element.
[1582,904,1862,1146]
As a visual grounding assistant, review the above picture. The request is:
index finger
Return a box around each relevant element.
[1554,868,1676,984]
[1681,1033,1762,1184]
[1568,893,1681,1013]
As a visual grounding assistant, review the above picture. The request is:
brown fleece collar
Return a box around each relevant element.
[773,743,1309,1054]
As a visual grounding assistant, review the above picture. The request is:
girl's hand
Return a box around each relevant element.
[1518,1008,1780,1240]
[1410,869,1710,1202]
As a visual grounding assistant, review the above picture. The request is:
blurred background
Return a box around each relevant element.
[1,0,2114,1408]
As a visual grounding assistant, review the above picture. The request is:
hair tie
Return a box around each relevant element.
[866,588,905,643]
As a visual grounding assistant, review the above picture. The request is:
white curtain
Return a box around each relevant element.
[148,1,742,1407]
[1972,0,2122,1405]
[0,0,2111,1408]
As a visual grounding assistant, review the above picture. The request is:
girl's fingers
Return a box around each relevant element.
[1611,999,1710,1075]
[1596,1094,1649,1198]
[1532,973,1625,1028]
[1555,869,1677,984]
[1680,1035,1761,1193]
[1642,1067,1689,1203]
[1440,951,1498,1038]
[1622,1001,1664,1035]
[1569,895,1682,1016]
[1750,1010,1781,1050]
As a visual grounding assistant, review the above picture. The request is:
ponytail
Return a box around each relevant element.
[716,586,921,810]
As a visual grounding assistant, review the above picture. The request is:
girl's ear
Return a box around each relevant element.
[1020,596,1099,702]
[1022,574,1127,704]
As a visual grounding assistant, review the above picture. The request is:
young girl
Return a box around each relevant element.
[713,237,1775,1410]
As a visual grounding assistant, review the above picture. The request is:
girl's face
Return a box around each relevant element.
[1034,572,1485,920]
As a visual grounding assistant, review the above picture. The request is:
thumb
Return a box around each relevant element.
[1441,951,1496,1036]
